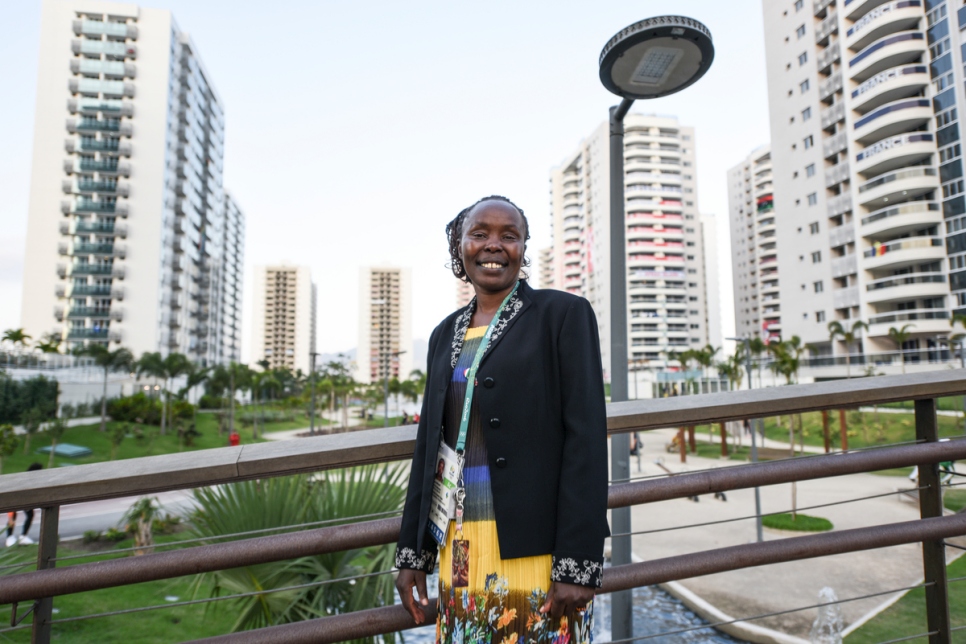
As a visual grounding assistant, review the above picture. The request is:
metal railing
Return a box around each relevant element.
[1,370,965,642]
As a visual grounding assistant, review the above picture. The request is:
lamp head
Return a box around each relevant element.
[599,16,714,100]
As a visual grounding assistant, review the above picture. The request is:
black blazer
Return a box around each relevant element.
[394,280,609,588]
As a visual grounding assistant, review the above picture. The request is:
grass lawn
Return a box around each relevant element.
[0,409,327,474]
[0,533,237,642]
[761,512,833,532]
[882,396,966,413]
[945,489,966,513]
[760,410,966,451]
[845,553,966,643]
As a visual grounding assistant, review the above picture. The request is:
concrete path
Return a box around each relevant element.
[623,428,965,640]
[10,416,100,435]
[858,406,964,418]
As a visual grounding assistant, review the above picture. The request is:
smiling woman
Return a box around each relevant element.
[395,196,609,644]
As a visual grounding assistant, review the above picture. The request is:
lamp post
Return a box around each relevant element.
[309,351,321,436]
[598,16,714,640]
[727,335,764,543]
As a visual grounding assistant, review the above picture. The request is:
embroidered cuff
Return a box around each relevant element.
[551,554,603,588]
[395,546,437,574]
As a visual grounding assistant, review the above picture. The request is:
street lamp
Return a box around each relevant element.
[727,336,764,544]
[598,16,714,641]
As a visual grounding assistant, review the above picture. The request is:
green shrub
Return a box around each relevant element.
[0,374,58,424]
[104,527,127,542]
[762,512,833,532]
[945,489,966,513]
[82,530,101,544]
[198,394,226,409]
[107,393,162,425]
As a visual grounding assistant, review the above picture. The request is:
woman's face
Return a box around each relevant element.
[460,201,525,295]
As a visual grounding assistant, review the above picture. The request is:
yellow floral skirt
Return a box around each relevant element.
[436,520,593,644]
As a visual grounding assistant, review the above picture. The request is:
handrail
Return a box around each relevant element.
[2,370,965,513]
[1,438,964,604]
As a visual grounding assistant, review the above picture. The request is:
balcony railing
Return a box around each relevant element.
[73,221,116,234]
[69,284,112,296]
[66,307,111,318]
[65,328,109,339]
[74,199,116,213]
[0,372,964,643]
[69,263,113,275]
[863,236,943,257]
[866,272,945,290]
[76,180,117,193]
[77,159,118,173]
[71,242,114,255]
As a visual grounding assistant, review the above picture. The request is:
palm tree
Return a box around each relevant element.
[2,328,32,349]
[827,320,868,379]
[136,352,190,436]
[44,417,68,468]
[34,332,62,354]
[122,497,161,556]
[178,363,210,432]
[188,465,407,632]
[747,337,767,387]
[79,345,135,432]
[887,324,915,373]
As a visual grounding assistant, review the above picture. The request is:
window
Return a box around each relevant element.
[800,79,810,93]
[807,192,817,205]
[796,24,806,38]
[940,144,961,164]
[936,108,957,129]
[795,0,804,9]
[816,311,826,323]
[950,254,966,270]
[927,3,947,27]
[802,106,812,121]
[934,72,954,94]
[798,51,808,65]
[806,163,816,177]
[809,222,820,234]
[930,39,950,59]
[943,179,964,198]
[813,281,824,293]
[804,135,814,149]
[811,251,822,263]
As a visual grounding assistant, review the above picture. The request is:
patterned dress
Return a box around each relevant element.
[435,326,593,644]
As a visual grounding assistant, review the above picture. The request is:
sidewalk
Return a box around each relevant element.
[10,416,100,435]
[623,428,965,641]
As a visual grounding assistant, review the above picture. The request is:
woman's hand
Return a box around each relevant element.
[539,581,595,619]
[395,568,430,624]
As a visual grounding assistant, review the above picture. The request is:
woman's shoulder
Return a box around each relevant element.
[524,282,591,314]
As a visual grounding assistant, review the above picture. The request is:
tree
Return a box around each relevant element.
[122,497,161,555]
[34,332,62,354]
[887,324,915,373]
[136,352,190,436]
[0,424,19,475]
[178,363,210,432]
[2,328,32,348]
[827,320,868,379]
[188,465,406,633]
[109,422,128,460]
[44,417,68,468]
[21,407,44,455]
[79,345,135,432]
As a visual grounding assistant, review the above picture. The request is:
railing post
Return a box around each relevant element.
[31,505,59,644]
[914,398,951,644]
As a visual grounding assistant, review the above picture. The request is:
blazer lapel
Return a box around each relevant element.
[479,280,531,366]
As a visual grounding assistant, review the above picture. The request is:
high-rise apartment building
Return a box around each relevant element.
[357,267,412,385]
[545,114,709,378]
[728,146,782,342]
[761,0,963,359]
[455,279,473,308]
[20,0,244,365]
[251,265,316,374]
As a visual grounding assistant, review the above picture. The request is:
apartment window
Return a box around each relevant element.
[816,311,826,323]
[808,192,818,206]
[943,179,964,199]
[930,39,950,59]
[798,51,808,66]
[814,281,824,293]
[796,24,806,38]
[795,0,804,9]
[950,254,966,270]
[687,255,695,260]
[927,4,947,27]
[811,251,822,263]
[934,72,954,94]
[937,108,957,129]
[804,135,814,149]
[800,79,810,93]
[809,222,820,234]
[940,144,962,164]
[806,163,816,177]
[802,106,812,121]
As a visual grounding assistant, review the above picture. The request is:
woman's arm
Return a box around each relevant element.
[550,297,609,589]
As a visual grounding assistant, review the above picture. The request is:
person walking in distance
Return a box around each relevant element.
[5,463,43,546]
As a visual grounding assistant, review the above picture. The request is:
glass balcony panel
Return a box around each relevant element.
[77,20,130,37]
[72,242,114,255]
[68,307,111,318]
[70,284,113,296]
[70,263,114,275]
[76,78,126,96]
[77,118,120,132]
[76,97,123,112]
[76,39,128,57]
[76,59,126,76]
[67,328,110,339]
[78,158,119,172]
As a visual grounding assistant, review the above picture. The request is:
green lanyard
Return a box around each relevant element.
[455,281,519,453]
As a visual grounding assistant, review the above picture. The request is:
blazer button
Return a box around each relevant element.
[495,457,507,468]
[489,418,501,429]
[483,377,495,388]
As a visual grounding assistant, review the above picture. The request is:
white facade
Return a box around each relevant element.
[455,279,473,308]
[20,0,243,365]
[250,265,316,374]
[728,146,782,342]
[545,114,709,379]
[761,0,962,359]
[357,267,413,385]
[701,213,723,350]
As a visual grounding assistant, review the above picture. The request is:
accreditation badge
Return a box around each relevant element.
[428,441,460,545]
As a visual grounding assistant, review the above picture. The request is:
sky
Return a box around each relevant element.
[0,0,771,361]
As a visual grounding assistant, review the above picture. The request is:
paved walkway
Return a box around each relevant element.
[623,428,964,640]
[10,416,100,435]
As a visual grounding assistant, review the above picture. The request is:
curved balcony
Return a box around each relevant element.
[848,32,926,82]
[854,133,934,178]
[853,98,931,144]
[856,166,938,209]
[67,307,111,319]
[69,263,114,276]
[846,1,924,52]
[71,242,115,256]
[845,0,893,20]
[859,201,941,238]
[67,328,110,340]
[867,308,950,338]
[861,236,943,270]
[69,283,113,297]
[850,65,929,114]
[865,272,947,304]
